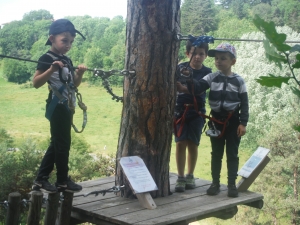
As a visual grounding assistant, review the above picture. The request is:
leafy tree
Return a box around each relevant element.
[229,16,300,224]
[180,0,218,35]
[2,58,31,83]
[96,16,125,55]
[253,15,300,131]
[22,10,53,21]
[234,25,300,148]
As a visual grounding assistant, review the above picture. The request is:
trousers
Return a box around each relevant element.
[37,104,71,183]
[209,115,241,184]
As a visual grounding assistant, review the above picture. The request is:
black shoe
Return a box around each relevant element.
[32,176,57,193]
[227,184,238,197]
[206,183,220,196]
[55,176,82,193]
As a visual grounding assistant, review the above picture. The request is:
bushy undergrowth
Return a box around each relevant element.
[0,128,115,223]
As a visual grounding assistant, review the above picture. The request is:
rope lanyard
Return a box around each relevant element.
[62,60,87,133]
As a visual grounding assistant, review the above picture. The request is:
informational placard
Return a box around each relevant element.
[120,156,158,194]
[238,147,270,178]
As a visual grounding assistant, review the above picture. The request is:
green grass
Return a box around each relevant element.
[0,75,251,184]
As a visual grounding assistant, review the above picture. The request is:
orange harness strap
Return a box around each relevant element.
[174,83,233,138]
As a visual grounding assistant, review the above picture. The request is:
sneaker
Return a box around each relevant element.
[185,174,195,189]
[175,177,186,192]
[206,183,220,196]
[55,176,82,193]
[227,184,238,197]
[32,176,57,193]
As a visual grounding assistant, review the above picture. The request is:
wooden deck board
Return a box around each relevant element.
[71,173,263,225]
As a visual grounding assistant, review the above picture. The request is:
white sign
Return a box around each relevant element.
[238,146,270,178]
[120,156,158,194]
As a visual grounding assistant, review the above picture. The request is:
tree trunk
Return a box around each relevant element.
[115,0,180,198]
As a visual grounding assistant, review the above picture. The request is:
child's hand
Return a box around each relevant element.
[76,64,87,76]
[237,124,246,137]
[49,61,64,73]
[176,82,189,94]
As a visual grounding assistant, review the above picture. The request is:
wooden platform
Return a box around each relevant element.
[70,173,263,225]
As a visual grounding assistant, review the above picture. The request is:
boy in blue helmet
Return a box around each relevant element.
[32,19,87,193]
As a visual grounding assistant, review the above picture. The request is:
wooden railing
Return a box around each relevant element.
[3,191,76,225]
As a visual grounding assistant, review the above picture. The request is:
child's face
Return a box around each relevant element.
[214,52,236,75]
[49,32,75,55]
[186,47,207,69]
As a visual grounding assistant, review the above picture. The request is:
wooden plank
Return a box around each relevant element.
[70,179,213,225]
[74,179,213,217]
[115,192,263,225]
[154,192,262,225]
[89,183,225,224]
[70,174,264,225]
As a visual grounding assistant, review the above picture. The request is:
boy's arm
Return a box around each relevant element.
[176,82,190,94]
[73,64,87,87]
[239,90,249,126]
[186,78,210,95]
[32,61,64,89]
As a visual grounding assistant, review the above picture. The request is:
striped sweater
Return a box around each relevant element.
[187,71,249,126]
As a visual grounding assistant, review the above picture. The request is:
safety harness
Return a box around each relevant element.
[174,77,235,139]
[174,35,237,138]
[46,53,87,133]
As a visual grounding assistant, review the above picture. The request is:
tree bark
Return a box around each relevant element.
[115,0,180,198]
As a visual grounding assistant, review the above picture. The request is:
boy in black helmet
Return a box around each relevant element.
[32,19,87,193]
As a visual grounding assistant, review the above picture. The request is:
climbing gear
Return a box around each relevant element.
[45,52,87,133]
[204,111,234,138]
[93,69,136,102]
[0,54,136,103]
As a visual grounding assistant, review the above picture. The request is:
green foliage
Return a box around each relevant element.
[253,115,300,224]
[22,10,53,21]
[0,13,126,86]
[253,15,300,90]
[0,128,14,148]
[0,138,42,222]
[235,16,300,224]
[180,0,218,35]
[0,128,115,223]
[2,58,31,83]
[256,75,290,88]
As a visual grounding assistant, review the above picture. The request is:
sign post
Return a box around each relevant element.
[237,147,270,191]
[120,156,158,209]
